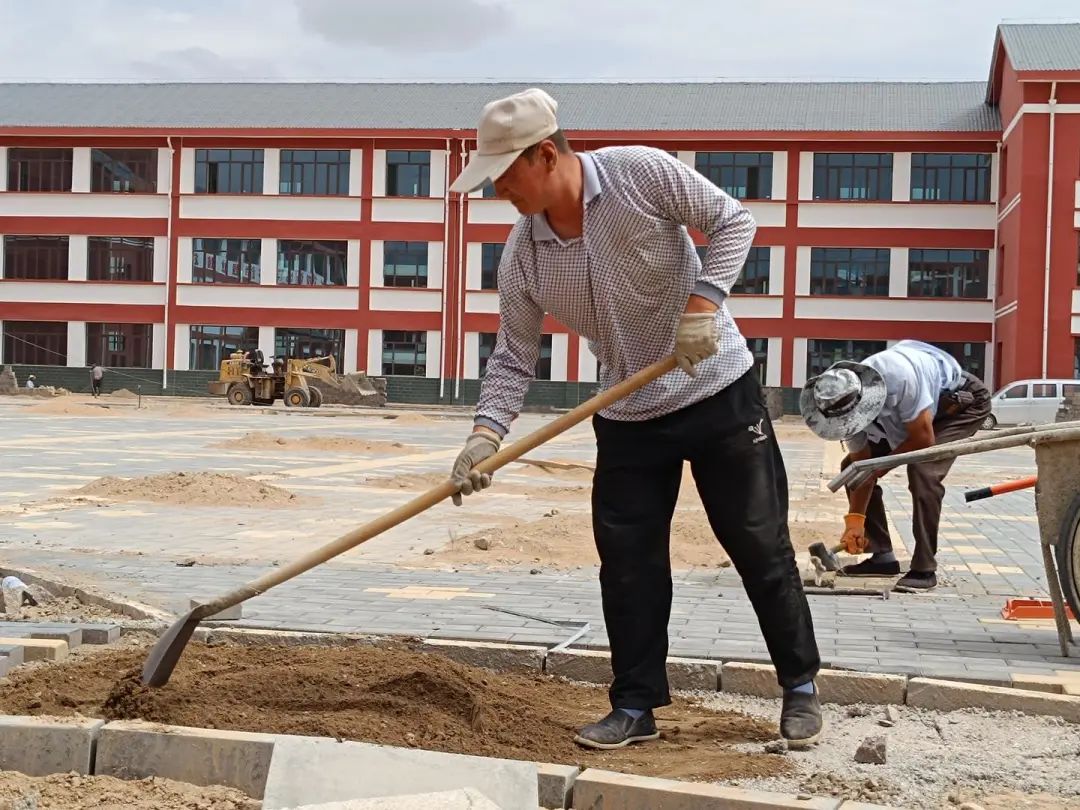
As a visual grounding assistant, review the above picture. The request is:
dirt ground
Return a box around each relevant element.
[213,431,418,454]
[396,461,835,569]
[0,770,258,809]
[74,472,306,508]
[0,641,785,784]
[3,591,128,623]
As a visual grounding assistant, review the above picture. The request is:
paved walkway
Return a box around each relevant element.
[0,396,1075,686]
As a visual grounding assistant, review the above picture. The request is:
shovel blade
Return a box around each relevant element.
[140,608,201,687]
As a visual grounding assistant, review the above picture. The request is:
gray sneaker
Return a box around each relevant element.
[574,709,659,750]
[780,690,823,749]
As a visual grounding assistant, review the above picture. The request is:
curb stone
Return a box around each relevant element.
[0,715,104,776]
[905,677,1080,722]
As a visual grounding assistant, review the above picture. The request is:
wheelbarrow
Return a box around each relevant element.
[830,420,1080,657]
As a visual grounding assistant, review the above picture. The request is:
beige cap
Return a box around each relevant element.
[449,88,559,194]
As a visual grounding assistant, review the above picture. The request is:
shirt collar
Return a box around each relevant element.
[532,152,600,242]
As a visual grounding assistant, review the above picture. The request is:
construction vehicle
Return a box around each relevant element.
[207,351,333,408]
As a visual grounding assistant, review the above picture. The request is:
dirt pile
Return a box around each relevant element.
[75,472,307,508]
[0,642,786,782]
[4,591,128,623]
[108,388,139,399]
[366,471,589,501]
[214,431,417,454]
[22,398,108,416]
[0,770,258,809]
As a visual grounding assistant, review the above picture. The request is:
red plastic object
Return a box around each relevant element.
[1001,598,1076,621]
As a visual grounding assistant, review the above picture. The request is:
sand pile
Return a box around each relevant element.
[0,642,784,782]
[213,431,418,454]
[108,388,139,399]
[75,471,306,508]
[0,771,258,810]
[366,471,589,501]
[22,398,111,416]
[382,412,434,424]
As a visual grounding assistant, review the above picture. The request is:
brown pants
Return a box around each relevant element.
[842,374,992,573]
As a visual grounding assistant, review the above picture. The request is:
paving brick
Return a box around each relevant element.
[76,623,122,644]
[418,639,544,674]
[1008,674,1067,693]
[0,637,67,661]
[96,720,276,799]
[906,677,1080,722]
[536,762,579,809]
[571,768,841,809]
[0,644,25,667]
[0,715,104,776]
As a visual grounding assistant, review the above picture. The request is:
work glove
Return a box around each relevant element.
[839,513,868,555]
[450,429,501,506]
[674,312,719,376]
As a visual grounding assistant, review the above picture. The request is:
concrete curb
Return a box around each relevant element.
[0,563,168,621]
[0,717,905,809]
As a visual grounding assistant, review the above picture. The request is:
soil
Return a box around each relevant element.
[21,399,116,416]
[381,412,433,424]
[107,388,139,399]
[74,472,307,508]
[213,431,418,454]
[0,770,258,809]
[365,471,590,502]
[0,642,788,783]
[3,592,128,623]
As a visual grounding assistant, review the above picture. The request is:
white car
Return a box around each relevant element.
[986,378,1080,428]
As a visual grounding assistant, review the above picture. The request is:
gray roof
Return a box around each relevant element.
[0,81,999,133]
[999,23,1080,71]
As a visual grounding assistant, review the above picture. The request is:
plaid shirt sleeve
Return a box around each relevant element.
[631,149,757,305]
[474,223,543,437]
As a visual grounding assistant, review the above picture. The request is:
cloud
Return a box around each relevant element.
[295,0,513,53]
[128,47,282,80]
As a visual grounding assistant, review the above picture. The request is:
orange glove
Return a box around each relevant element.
[840,513,868,554]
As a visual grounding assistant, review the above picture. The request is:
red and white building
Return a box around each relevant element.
[0,22,1078,402]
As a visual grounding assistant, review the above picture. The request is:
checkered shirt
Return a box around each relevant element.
[475,146,757,437]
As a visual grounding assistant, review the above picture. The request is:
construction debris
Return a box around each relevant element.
[854,736,887,765]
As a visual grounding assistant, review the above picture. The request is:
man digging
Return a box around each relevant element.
[800,340,992,591]
[447,89,823,750]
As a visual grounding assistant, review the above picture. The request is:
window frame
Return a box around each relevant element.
[3,235,70,280]
[87,236,155,282]
[809,247,891,297]
[278,149,350,196]
[812,153,893,201]
[385,150,431,197]
[910,153,991,203]
[747,337,769,384]
[1,320,68,365]
[931,341,987,381]
[382,241,429,288]
[694,152,773,200]
[6,148,73,192]
[86,322,153,368]
[276,239,348,287]
[274,327,345,369]
[908,248,990,299]
[381,330,428,376]
[188,325,260,371]
[90,149,158,193]
[191,238,262,285]
[480,243,504,291]
[194,149,264,195]
[806,339,888,378]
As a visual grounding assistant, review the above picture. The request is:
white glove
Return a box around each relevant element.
[674,312,719,376]
[449,429,501,506]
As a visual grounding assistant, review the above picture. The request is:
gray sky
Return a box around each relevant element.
[0,0,1077,82]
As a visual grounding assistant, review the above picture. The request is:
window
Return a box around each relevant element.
[1002,384,1028,400]
[86,323,152,367]
[275,328,345,368]
[1065,383,1080,396]
[813,153,893,200]
[188,325,259,371]
[910,154,991,202]
[7,148,73,192]
[908,249,989,299]
[90,149,157,193]
[807,339,887,378]
[535,334,553,381]
[3,236,69,280]
[478,332,497,378]
[87,237,154,282]
[192,238,261,284]
[809,248,890,296]
[383,241,428,288]
[931,342,987,381]
[1033,383,1058,398]
[747,338,769,384]
[277,240,347,286]
[481,182,497,199]
[382,330,427,376]
[695,152,773,199]
[279,150,349,196]
[386,150,430,197]
[696,245,771,294]
[194,149,264,194]
[481,243,503,290]
[1,321,67,365]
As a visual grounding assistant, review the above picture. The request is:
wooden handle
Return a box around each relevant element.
[198,356,679,617]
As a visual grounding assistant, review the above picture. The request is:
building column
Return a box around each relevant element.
[67,322,87,367]
[258,326,276,363]
[71,148,91,192]
[68,236,88,281]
